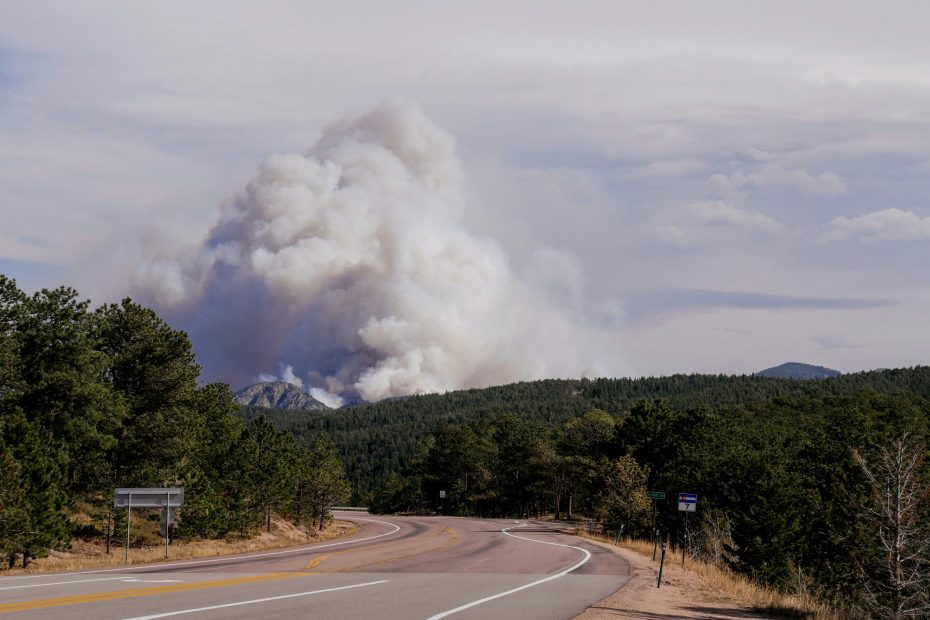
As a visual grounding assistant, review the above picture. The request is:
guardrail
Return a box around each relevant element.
[332,506,369,512]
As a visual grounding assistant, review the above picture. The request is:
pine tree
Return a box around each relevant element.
[0,446,29,567]
[303,436,350,529]
[2,412,69,567]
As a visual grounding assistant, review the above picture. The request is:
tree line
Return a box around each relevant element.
[0,276,349,568]
[369,393,930,617]
[250,366,930,497]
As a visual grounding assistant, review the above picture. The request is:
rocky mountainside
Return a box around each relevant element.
[756,362,841,380]
[234,381,330,411]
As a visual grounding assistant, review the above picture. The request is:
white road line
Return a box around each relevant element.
[424,522,592,620]
[0,576,128,590]
[0,517,400,580]
[121,579,389,620]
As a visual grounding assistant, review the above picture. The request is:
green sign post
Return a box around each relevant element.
[646,491,665,560]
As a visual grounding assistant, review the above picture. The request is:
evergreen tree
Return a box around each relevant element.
[15,286,118,496]
[0,446,29,568]
[301,436,351,530]
[1,412,69,567]
[94,299,200,488]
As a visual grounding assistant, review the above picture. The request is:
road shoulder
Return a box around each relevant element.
[573,539,776,620]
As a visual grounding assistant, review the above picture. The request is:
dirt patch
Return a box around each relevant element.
[574,539,777,620]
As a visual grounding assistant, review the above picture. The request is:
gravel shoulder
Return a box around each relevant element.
[574,539,777,620]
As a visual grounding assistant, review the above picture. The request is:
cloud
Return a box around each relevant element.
[812,335,863,350]
[622,288,896,326]
[3,3,930,380]
[134,100,626,400]
[653,224,692,247]
[822,208,930,243]
[686,201,782,232]
[708,165,847,198]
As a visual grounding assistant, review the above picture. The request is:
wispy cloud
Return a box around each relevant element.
[812,335,864,350]
[822,208,930,243]
[623,289,896,326]
[686,201,783,232]
[708,165,846,198]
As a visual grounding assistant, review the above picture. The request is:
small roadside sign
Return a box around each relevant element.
[678,492,697,512]
[114,488,184,562]
[646,491,665,500]
[114,488,184,509]
[439,490,446,499]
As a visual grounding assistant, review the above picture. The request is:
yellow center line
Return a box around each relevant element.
[305,523,448,564]
[0,572,308,614]
[1,522,458,614]
[325,525,459,573]
[303,554,330,571]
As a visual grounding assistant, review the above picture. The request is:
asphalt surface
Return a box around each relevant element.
[0,514,631,619]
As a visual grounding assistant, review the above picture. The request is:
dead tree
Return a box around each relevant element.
[853,434,930,619]
[699,508,740,569]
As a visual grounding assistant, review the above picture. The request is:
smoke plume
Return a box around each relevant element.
[134,100,624,402]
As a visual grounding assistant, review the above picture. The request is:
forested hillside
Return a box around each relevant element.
[0,277,349,569]
[369,392,930,616]
[243,367,930,494]
[245,369,930,613]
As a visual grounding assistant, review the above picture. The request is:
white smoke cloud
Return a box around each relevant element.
[309,388,345,409]
[134,99,626,401]
[280,364,304,389]
[255,364,304,388]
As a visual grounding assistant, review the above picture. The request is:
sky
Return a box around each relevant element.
[2,1,929,390]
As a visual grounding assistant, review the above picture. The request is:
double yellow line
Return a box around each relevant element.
[319,525,458,573]
[1,523,460,614]
[0,572,306,614]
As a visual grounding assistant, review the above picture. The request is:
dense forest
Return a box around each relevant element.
[250,369,930,616]
[244,367,930,495]
[371,391,930,617]
[0,276,349,569]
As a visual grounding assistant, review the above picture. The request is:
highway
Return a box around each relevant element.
[0,513,631,619]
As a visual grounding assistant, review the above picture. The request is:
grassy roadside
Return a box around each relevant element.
[2,517,358,575]
[577,532,851,620]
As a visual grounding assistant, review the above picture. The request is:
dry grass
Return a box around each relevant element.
[579,533,852,620]
[3,517,357,575]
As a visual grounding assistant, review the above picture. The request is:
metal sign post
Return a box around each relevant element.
[165,490,171,559]
[125,490,132,564]
[646,491,665,560]
[677,492,697,566]
[657,541,667,588]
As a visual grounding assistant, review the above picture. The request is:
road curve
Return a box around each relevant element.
[0,514,631,619]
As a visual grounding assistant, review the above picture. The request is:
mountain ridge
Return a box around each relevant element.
[756,362,841,380]
[234,381,329,411]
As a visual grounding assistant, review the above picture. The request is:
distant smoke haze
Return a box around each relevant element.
[134,100,625,402]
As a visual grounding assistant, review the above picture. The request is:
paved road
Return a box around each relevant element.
[0,514,631,619]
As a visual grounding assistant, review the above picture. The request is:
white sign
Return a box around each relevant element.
[677,492,697,512]
[439,490,446,499]
[114,488,184,509]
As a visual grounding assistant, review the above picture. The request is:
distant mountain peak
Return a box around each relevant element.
[234,381,329,411]
[756,362,841,380]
